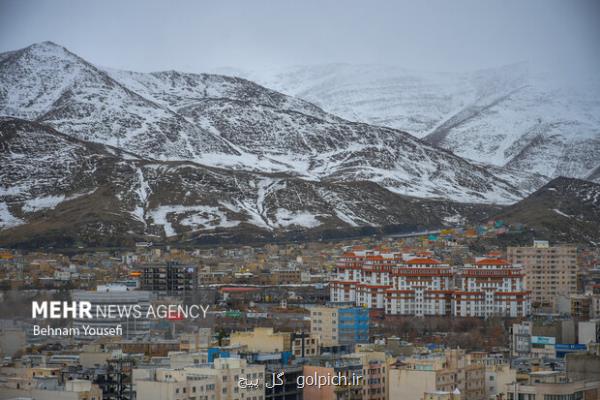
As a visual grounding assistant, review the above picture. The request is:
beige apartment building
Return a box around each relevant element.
[483,363,516,400]
[388,350,486,400]
[229,327,291,353]
[310,306,339,347]
[343,351,387,400]
[179,328,213,352]
[134,358,264,400]
[292,333,320,358]
[136,368,217,400]
[507,241,578,310]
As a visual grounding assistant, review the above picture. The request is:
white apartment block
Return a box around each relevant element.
[454,257,530,318]
[330,250,530,318]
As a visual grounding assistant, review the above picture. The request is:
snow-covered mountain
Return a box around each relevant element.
[0,118,501,246]
[0,42,235,158]
[231,63,600,181]
[0,42,523,204]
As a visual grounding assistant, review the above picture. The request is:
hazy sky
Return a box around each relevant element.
[1,0,598,74]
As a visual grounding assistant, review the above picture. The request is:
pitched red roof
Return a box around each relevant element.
[475,258,510,266]
[405,258,442,265]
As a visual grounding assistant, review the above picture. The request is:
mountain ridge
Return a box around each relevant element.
[0,41,524,204]
[231,63,600,182]
[1,42,598,247]
[0,117,503,247]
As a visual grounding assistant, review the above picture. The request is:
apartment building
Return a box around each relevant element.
[140,262,198,296]
[310,305,369,348]
[483,363,516,400]
[506,371,600,400]
[578,320,600,345]
[511,321,533,358]
[302,357,364,400]
[570,295,592,318]
[135,368,217,400]
[388,350,486,400]
[0,378,103,400]
[134,358,264,400]
[265,364,303,400]
[343,351,387,400]
[331,250,530,318]
[507,241,578,310]
[559,289,600,319]
[387,257,454,317]
[179,328,214,352]
[454,257,530,318]
[229,327,291,353]
[291,332,320,358]
[269,268,302,285]
[331,250,452,315]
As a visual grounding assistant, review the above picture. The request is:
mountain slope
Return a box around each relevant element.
[0,42,524,204]
[233,63,600,182]
[0,42,236,159]
[493,177,600,244]
[0,118,501,247]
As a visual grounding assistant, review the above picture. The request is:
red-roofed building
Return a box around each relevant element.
[330,250,531,317]
[454,257,530,317]
[386,255,453,316]
[331,250,454,316]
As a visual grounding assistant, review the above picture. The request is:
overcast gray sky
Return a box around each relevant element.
[0,0,598,74]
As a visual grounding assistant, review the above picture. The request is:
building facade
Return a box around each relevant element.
[229,327,291,353]
[140,262,198,296]
[507,241,578,311]
[454,257,530,318]
[331,250,530,318]
[388,350,486,400]
[310,305,369,348]
[134,358,264,400]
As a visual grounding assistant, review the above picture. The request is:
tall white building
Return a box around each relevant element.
[386,257,453,316]
[455,257,530,318]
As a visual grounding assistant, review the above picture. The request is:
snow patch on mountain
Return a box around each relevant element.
[272,209,321,229]
[0,202,23,228]
[22,195,65,212]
